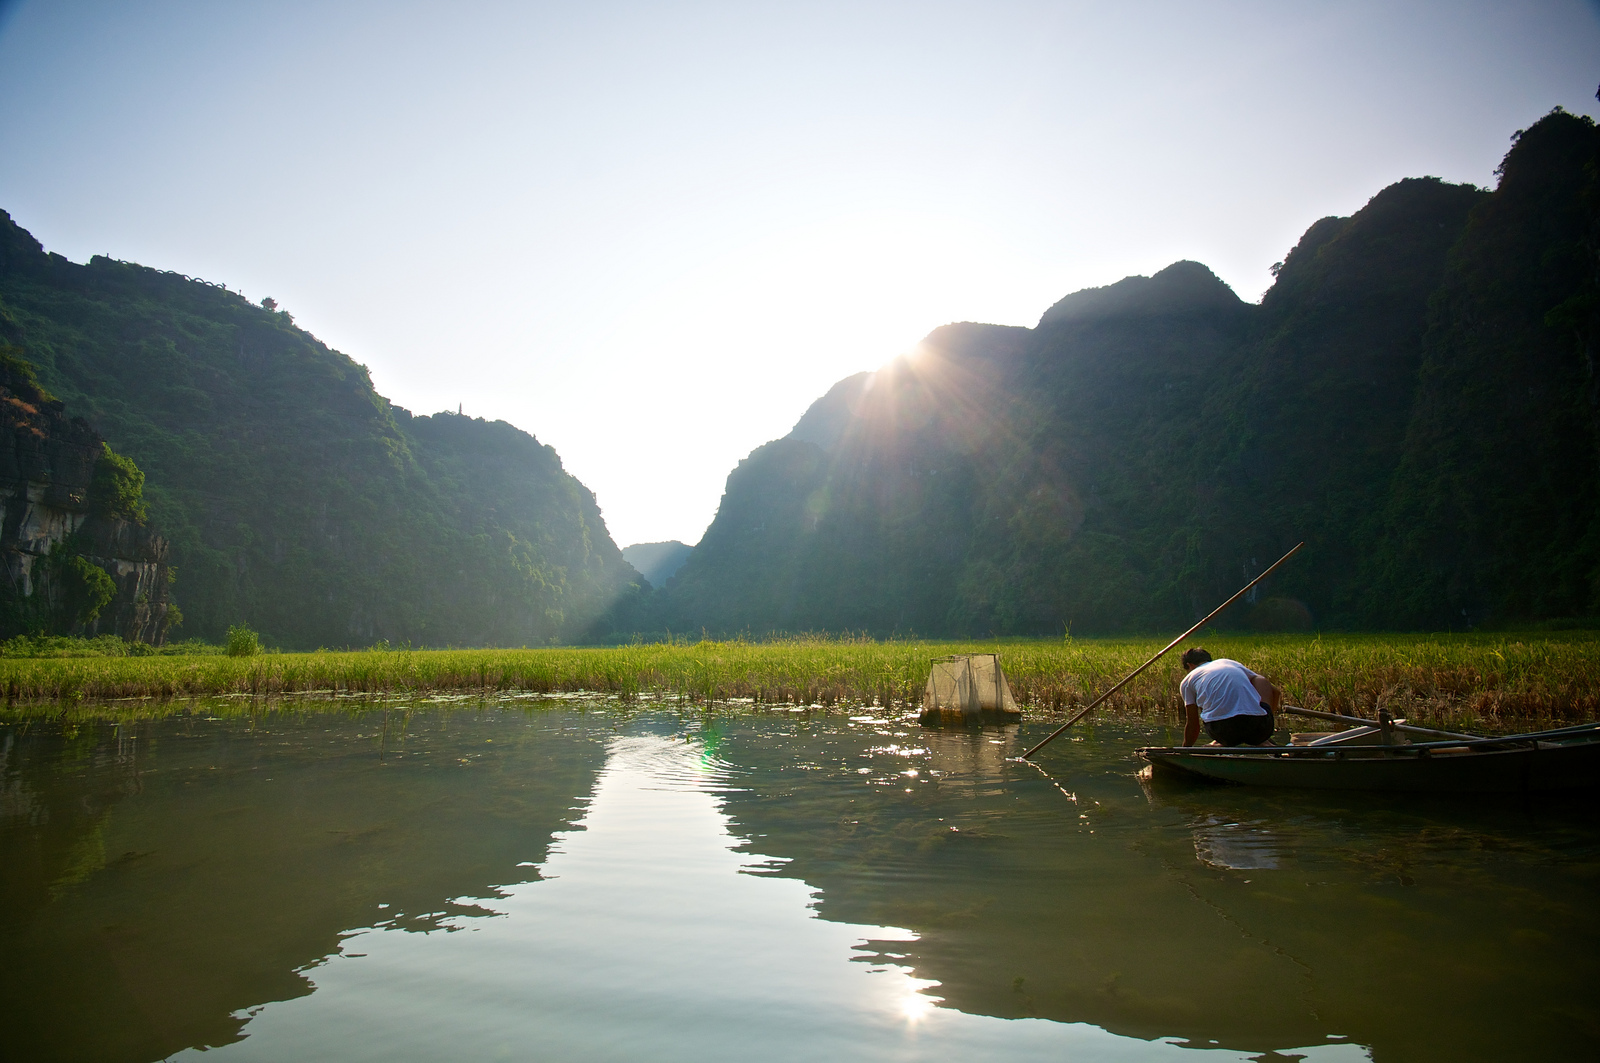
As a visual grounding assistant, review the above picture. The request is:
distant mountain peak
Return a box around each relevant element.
[787,372,874,451]
[1037,260,1243,328]
[621,540,693,589]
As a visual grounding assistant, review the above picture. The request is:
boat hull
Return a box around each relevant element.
[1138,725,1600,793]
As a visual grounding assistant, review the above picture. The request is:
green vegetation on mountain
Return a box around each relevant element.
[2,109,1592,646]
[0,219,642,649]
[0,344,172,641]
[647,108,1600,636]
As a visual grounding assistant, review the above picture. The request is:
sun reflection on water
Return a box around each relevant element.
[27,711,1570,1061]
[899,990,936,1024]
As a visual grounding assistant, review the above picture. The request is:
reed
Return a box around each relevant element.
[1,632,1596,731]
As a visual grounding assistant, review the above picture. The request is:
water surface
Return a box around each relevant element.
[2,703,1595,1061]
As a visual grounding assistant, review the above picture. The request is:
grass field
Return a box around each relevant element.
[3,632,1598,731]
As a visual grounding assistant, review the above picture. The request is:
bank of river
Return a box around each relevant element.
[4,631,1599,730]
[2,700,1595,1061]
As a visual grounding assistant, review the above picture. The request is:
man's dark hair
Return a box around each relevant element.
[1181,647,1213,669]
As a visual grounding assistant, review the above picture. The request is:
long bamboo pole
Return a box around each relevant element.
[1020,541,1304,760]
[1279,705,1482,741]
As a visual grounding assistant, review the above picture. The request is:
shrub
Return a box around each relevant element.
[91,443,148,524]
[226,624,262,657]
[43,546,117,631]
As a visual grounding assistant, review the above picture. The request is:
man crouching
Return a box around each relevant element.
[1178,648,1282,747]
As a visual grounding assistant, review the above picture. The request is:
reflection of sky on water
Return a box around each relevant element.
[11,707,1594,1061]
[177,733,1358,1063]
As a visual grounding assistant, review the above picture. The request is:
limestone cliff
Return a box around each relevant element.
[0,211,640,649]
[0,350,171,642]
[651,111,1600,635]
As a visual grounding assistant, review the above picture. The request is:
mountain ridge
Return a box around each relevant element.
[0,215,643,648]
[637,109,1599,637]
[621,541,694,590]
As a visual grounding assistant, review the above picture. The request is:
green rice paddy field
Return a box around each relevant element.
[3,632,1598,731]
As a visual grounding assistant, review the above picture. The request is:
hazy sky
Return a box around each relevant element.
[2,1,1596,549]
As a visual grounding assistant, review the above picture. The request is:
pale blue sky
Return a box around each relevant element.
[2,1,1596,548]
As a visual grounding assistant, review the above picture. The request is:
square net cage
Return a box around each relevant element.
[921,653,1021,723]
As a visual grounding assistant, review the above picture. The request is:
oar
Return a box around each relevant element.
[1280,705,1482,742]
[1020,541,1304,760]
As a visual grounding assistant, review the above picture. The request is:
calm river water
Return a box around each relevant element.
[2,701,1596,1062]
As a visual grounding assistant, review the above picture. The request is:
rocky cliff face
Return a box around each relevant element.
[0,213,640,650]
[0,352,170,642]
[648,110,1600,636]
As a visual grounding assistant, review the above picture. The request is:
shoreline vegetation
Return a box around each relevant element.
[2,632,1598,732]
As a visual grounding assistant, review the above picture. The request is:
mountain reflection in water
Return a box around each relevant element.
[0,707,608,1060]
[2,705,1595,1062]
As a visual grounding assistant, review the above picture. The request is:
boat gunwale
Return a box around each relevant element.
[1135,722,1600,761]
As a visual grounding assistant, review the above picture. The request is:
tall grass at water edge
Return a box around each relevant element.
[2,633,1597,731]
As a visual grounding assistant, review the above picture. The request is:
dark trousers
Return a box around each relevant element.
[1203,706,1275,746]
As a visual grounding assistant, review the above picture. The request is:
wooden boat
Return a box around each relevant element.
[1138,720,1600,793]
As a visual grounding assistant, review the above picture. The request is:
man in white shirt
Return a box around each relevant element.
[1177,648,1282,747]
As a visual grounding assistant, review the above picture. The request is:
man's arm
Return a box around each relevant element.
[1249,674,1282,712]
[1183,704,1201,746]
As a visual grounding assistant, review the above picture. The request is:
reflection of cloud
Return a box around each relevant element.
[1192,816,1280,871]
